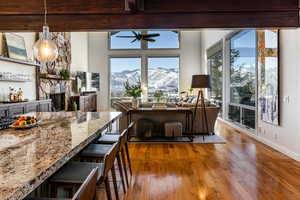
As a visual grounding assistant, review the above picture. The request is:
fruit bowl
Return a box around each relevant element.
[10,116,39,130]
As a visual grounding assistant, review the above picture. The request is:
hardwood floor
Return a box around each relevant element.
[97,120,300,200]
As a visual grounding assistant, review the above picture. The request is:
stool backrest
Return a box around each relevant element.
[103,142,119,177]
[119,129,128,148]
[127,122,135,138]
[72,167,99,200]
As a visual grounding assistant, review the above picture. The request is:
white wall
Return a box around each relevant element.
[200,29,300,161]
[88,31,202,111]
[0,33,37,100]
[71,32,88,72]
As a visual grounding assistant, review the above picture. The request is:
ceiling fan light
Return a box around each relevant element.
[33,25,58,63]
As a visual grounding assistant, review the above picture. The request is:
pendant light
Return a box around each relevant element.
[33,0,58,63]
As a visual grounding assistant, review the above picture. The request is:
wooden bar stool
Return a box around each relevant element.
[79,141,125,200]
[96,122,135,177]
[48,143,119,200]
[26,167,98,200]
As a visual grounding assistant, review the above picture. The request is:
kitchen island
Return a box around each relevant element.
[0,111,121,200]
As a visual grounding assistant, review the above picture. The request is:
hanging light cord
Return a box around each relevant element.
[44,0,47,25]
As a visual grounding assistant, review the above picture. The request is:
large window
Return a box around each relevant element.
[228,30,256,129]
[109,30,180,103]
[109,31,179,50]
[110,57,141,98]
[147,57,179,97]
[207,41,223,115]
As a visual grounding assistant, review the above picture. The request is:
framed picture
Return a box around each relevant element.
[257,30,280,125]
[4,33,28,61]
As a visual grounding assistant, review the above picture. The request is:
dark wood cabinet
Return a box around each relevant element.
[79,94,97,112]
[0,100,52,117]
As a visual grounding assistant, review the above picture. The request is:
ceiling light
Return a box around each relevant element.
[33,0,58,63]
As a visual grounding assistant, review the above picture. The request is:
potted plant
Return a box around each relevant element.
[124,80,142,108]
[154,90,163,103]
[59,68,70,80]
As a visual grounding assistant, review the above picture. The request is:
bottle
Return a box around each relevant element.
[17,88,23,102]
[9,87,14,102]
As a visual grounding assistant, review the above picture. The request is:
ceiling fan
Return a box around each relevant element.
[116,31,160,43]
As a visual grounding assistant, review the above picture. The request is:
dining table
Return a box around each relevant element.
[0,111,121,200]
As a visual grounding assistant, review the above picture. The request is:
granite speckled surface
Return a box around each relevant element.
[0,112,121,200]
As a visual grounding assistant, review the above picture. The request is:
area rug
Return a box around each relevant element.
[128,135,225,144]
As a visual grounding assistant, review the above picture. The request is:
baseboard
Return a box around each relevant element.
[218,118,300,162]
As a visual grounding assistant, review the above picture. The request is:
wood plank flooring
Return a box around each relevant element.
[97,120,300,200]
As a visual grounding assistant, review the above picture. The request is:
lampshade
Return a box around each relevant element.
[33,25,58,63]
[191,75,211,89]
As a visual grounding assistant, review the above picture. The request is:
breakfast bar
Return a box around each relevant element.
[0,111,121,200]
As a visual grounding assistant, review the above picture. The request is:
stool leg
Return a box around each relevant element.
[120,148,129,186]
[125,143,132,176]
[111,164,120,200]
[117,152,127,192]
[50,184,57,198]
[104,177,112,200]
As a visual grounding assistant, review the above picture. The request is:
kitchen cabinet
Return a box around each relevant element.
[0,100,52,117]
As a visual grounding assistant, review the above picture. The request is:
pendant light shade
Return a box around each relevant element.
[33,25,58,63]
[33,0,58,63]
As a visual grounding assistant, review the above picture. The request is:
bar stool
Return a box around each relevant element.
[97,122,135,177]
[48,143,119,200]
[26,167,99,200]
[79,140,125,200]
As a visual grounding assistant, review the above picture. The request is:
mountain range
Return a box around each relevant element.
[111,67,179,96]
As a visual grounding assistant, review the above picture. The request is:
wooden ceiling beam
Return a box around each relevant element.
[0,11,298,32]
[0,0,299,30]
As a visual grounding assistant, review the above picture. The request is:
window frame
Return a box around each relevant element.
[206,40,223,109]
[146,55,181,98]
[224,30,258,131]
[108,30,181,50]
[109,55,143,100]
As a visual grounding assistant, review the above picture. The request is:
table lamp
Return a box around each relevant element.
[191,75,211,135]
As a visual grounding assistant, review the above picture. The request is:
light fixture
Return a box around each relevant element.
[33,0,58,63]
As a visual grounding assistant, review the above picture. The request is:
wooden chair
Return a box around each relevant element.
[96,122,135,177]
[26,167,98,200]
[48,143,119,200]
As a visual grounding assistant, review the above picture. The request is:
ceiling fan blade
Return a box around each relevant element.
[145,38,156,42]
[144,33,160,38]
[131,38,137,43]
[116,36,136,38]
[132,31,138,37]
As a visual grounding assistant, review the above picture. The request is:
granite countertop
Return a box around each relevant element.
[0,111,121,200]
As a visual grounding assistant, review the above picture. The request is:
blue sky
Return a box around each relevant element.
[111,58,141,73]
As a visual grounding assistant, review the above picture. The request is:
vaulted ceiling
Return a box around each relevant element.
[0,0,299,31]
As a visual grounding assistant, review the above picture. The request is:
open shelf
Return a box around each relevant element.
[0,78,31,82]
[0,56,41,67]
[39,74,75,81]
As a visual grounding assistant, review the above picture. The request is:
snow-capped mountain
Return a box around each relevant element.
[111,67,179,96]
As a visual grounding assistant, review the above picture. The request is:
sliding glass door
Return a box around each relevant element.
[228,30,256,129]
